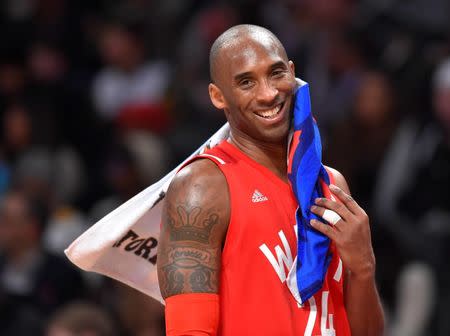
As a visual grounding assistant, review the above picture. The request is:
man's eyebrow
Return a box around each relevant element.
[233,61,287,82]
[233,71,253,82]
[269,61,287,70]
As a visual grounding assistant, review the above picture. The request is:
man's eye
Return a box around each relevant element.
[239,79,253,88]
[272,69,286,77]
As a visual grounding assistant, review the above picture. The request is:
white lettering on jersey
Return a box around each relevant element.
[321,291,336,335]
[258,222,342,334]
[333,258,343,282]
[304,296,317,336]
[304,291,336,336]
[259,230,293,282]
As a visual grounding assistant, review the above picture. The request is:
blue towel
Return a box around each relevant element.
[287,82,332,304]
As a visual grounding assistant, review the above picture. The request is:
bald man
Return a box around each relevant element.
[157,25,384,336]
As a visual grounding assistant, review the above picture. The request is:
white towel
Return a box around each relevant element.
[65,123,230,304]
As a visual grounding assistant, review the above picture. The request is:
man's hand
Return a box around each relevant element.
[309,169,384,335]
[309,184,375,279]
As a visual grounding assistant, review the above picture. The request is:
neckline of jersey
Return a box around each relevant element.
[221,140,292,192]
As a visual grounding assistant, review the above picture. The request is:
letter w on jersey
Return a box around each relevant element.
[259,230,293,282]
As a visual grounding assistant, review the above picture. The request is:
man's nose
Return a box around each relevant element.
[256,80,278,105]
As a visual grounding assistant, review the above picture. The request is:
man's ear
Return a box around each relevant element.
[288,60,295,76]
[209,83,226,110]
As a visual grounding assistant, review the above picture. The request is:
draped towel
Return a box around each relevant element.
[65,79,332,305]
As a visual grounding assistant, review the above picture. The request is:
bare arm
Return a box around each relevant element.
[157,159,229,298]
[311,168,385,336]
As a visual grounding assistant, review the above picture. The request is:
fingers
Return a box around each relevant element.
[329,184,362,215]
[311,205,344,228]
[311,197,353,222]
[310,219,336,240]
[322,209,342,225]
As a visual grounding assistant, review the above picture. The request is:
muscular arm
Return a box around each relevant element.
[312,167,384,336]
[157,159,229,298]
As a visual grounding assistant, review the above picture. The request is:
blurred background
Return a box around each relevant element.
[0,0,449,335]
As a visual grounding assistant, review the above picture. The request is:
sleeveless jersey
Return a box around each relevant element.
[195,140,351,336]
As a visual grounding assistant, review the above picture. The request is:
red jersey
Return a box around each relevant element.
[196,140,351,336]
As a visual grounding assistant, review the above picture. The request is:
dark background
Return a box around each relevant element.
[0,0,449,335]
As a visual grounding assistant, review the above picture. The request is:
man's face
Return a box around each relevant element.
[210,36,296,145]
[0,194,35,255]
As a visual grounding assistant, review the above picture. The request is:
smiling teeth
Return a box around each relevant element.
[257,104,282,119]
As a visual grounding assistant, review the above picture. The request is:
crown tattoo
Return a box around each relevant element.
[170,206,218,244]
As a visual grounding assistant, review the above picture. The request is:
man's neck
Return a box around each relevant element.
[229,133,288,182]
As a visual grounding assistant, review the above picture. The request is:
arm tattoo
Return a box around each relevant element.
[163,264,185,296]
[169,205,218,244]
[161,245,217,296]
[159,204,222,298]
[190,265,214,292]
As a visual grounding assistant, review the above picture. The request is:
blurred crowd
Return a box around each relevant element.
[0,0,449,335]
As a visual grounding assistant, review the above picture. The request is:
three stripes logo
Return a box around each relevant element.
[252,189,268,203]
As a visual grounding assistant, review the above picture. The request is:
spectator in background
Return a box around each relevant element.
[89,144,142,223]
[169,3,236,160]
[46,302,116,336]
[25,37,88,152]
[0,189,86,335]
[90,133,170,223]
[324,70,399,208]
[308,28,366,130]
[324,71,401,328]
[28,40,68,85]
[2,103,33,163]
[13,147,86,255]
[175,3,237,125]
[282,0,367,130]
[373,57,450,336]
[111,283,164,336]
[92,18,171,134]
[0,62,89,254]
[0,53,27,110]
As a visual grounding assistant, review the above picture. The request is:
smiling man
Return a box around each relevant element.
[157,24,384,336]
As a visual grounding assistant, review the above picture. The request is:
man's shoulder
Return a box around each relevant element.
[161,157,231,251]
[324,166,350,194]
[167,158,228,203]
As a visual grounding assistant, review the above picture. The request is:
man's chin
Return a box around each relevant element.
[258,124,290,145]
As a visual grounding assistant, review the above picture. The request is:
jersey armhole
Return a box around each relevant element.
[325,167,336,185]
[177,150,231,173]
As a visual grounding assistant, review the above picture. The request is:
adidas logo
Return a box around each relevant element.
[252,189,268,203]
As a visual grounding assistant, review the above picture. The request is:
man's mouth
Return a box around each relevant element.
[254,103,284,119]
